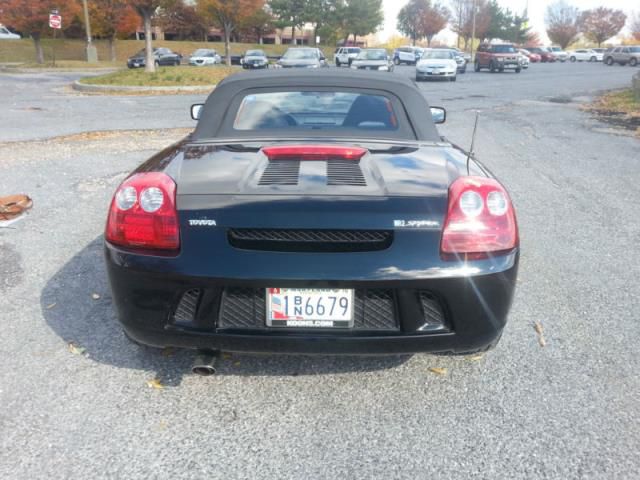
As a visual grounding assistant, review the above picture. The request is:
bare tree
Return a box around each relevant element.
[545,0,580,49]
[422,1,449,46]
[580,8,626,47]
[630,11,640,42]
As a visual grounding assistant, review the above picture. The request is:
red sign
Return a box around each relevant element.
[49,14,62,29]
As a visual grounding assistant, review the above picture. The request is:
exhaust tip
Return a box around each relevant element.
[192,350,219,376]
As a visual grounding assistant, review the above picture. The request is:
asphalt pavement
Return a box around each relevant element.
[0,62,639,479]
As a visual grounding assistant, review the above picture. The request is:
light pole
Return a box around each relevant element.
[470,0,477,63]
[82,0,98,62]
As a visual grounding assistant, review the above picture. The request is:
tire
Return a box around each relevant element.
[489,61,496,73]
[590,56,596,62]
[394,57,400,65]
[415,75,421,82]
[335,59,340,67]
[498,66,504,72]
[451,76,457,82]
[515,67,521,73]
[154,60,159,67]
[630,58,638,67]
[570,56,576,62]
[474,60,480,72]
[605,57,613,65]
[348,58,353,67]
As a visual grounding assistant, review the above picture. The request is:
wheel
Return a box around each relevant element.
[498,66,504,72]
[630,58,638,67]
[415,75,421,82]
[474,60,480,72]
[570,56,576,62]
[460,66,466,74]
[590,56,596,62]
[515,67,521,73]
[394,57,400,65]
[154,60,159,67]
[605,57,613,65]
[451,76,457,82]
[489,61,496,72]
[335,59,340,67]
[348,58,353,67]
[174,60,180,66]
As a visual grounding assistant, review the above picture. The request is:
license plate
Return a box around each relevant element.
[432,69,440,74]
[133,63,139,67]
[266,288,354,328]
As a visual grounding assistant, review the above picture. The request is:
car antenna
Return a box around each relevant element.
[466,111,480,175]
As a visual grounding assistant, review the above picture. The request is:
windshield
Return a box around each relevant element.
[283,49,317,60]
[233,91,399,132]
[422,51,454,60]
[246,50,265,56]
[630,47,640,52]
[356,50,387,60]
[193,49,213,56]
[491,45,516,53]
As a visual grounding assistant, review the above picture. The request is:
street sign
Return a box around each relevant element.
[49,14,62,29]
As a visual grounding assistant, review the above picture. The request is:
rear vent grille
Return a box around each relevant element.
[327,160,366,186]
[228,229,393,252]
[173,289,201,323]
[419,291,446,327]
[259,160,300,186]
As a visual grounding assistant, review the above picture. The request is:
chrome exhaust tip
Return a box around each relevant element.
[192,350,219,376]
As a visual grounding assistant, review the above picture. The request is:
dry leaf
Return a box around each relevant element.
[428,367,447,376]
[469,354,485,361]
[538,336,547,347]
[534,321,544,335]
[46,302,57,309]
[68,342,86,355]
[146,378,164,389]
[91,293,101,300]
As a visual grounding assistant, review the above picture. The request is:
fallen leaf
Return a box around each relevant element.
[161,347,176,357]
[428,367,447,376]
[146,378,164,389]
[538,336,547,347]
[46,302,57,309]
[469,354,485,361]
[222,353,232,360]
[68,342,86,355]
[91,293,101,300]
[534,321,544,335]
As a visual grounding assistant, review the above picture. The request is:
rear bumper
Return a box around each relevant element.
[105,245,518,355]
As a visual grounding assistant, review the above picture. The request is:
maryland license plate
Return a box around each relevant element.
[266,288,354,328]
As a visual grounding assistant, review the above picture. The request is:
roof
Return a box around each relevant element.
[193,70,439,142]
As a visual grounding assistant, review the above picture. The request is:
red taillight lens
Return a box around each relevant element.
[441,176,518,260]
[105,172,180,253]
[262,145,367,161]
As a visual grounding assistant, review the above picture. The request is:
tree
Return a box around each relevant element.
[305,0,339,45]
[545,0,580,49]
[198,0,264,65]
[422,2,449,46]
[342,0,383,44]
[269,0,307,45]
[580,8,626,47]
[1,0,79,63]
[89,0,139,61]
[130,0,176,72]
[484,0,510,41]
[157,2,209,41]
[397,0,427,46]
[238,6,275,44]
[449,0,490,50]
[632,12,640,42]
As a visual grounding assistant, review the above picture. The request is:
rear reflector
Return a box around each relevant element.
[262,145,367,161]
[441,176,518,260]
[105,172,180,254]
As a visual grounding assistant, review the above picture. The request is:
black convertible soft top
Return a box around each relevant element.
[193,69,440,142]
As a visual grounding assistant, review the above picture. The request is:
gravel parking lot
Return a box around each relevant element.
[1,62,639,479]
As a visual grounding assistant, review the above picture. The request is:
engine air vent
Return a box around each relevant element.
[258,160,300,186]
[327,159,366,186]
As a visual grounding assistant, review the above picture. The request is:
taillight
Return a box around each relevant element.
[441,176,518,260]
[262,145,367,161]
[105,172,180,253]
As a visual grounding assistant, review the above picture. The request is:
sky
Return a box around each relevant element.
[380,0,637,43]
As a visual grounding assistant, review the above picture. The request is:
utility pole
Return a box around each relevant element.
[470,0,477,62]
[82,0,98,63]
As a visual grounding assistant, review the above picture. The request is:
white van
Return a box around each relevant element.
[0,25,21,40]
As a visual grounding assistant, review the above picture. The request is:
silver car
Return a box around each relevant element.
[604,46,640,67]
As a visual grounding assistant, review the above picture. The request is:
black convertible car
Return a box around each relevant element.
[105,70,518,362]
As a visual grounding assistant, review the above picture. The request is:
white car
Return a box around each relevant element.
[568,49,602,62]
[415,49,457,81]
[549,46,568,62]
[518,52,529,69]
[188,49,221,66]
[0,25,20,39]
[334,47,361,67]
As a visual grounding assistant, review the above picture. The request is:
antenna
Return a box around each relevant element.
[466,111,480,174]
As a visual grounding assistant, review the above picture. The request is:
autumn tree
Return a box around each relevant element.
[449,0,490,50]
[238,6,275,44]
[580,8,626,47]
[198,0,264,65]
[545,0,580,49]
[632,12,640,42]
[129,0,176,72]
[397,0,427,46]
[88,0,138,61]
[157,2,209,41]
[1,0,79,63]
[422,2,449,46]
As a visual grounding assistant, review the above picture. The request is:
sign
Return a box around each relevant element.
[49,13,62,29]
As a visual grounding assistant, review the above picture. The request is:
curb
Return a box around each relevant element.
[72,80,215,93]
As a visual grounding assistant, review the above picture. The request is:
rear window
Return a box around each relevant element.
[490,45,516,53]
[232,91,400,132]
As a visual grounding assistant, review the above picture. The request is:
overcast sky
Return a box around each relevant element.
[380,0,637,43]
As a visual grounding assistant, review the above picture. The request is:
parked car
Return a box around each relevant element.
[188,49,221,66]
[334,46,361,67]
[277,48,328,68]
[451,47,472,64]
[393,46,423,65]
[474,44,521,73]
[549,46,568,62]
[0,25,20,39]
[525,47,555,62]
[105,69,519,361]
[350,48,394,72]
[518,48,540,63]
[568,49,601,62]
[591,48,606,56]
[441,48,467,73]
[416,49,458,81]
[603,46,640,66]
[241,49,269,69]
[127,48,182,68]
[518,52,529,69]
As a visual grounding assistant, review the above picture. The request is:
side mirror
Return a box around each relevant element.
[191,104,204,121]
[430,106,446,124]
